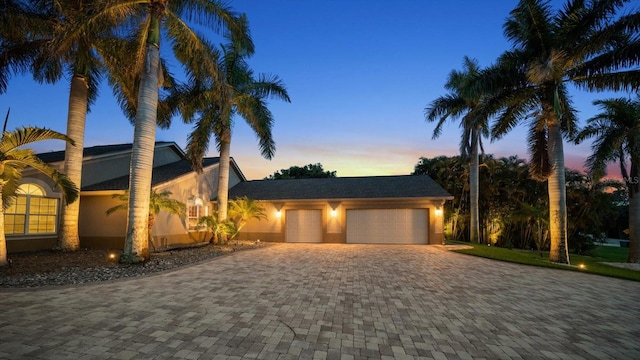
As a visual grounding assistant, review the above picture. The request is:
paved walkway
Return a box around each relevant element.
[1,244,639,360]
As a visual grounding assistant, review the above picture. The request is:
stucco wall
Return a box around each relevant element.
[236,199,447,245]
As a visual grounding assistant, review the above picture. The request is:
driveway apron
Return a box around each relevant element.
[1,244,638,360]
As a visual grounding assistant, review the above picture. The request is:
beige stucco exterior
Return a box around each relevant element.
[237,198,446,245]
[7,143,244,252]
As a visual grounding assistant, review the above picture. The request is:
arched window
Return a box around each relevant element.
[187,196,208,231]
[5,183,59,235]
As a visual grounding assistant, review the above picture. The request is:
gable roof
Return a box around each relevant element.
[36,141,178,163]
[228,175,453,201]
[82,157,220,191]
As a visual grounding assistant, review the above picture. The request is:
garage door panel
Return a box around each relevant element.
[286,210,322,243]
[346,209,427,244]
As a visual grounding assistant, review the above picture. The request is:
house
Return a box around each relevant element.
[229,176,453,245]
[6,142,245,252]
[6,142,452,253]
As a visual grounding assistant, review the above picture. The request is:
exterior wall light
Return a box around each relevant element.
[330,209,337,218]
[273,203,284,218]
[435,207,443,216]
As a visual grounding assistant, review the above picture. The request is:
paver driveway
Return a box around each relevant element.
[1,244,639,360]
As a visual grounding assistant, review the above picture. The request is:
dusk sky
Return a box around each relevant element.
[1,0,637,180]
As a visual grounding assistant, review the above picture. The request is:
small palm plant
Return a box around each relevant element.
[227,196,267,245]
[196,210,233,245]
[106,189,186,252]
[0,121,79,266]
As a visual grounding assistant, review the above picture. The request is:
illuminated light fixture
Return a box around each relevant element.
[329,201,340,218]
[434,207,443,216]
[108,252,118,262]
[578,263,586,270]
[273,203,284,218]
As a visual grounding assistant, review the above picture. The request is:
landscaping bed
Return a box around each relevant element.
[0,241,269,289]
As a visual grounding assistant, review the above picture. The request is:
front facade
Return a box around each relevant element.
[229,176,453,245]
[7,142,245,253]
[7,142,452,252]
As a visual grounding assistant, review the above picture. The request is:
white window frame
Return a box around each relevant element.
[187,197,209,232]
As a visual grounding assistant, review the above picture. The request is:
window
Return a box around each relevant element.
[5,183,59,235]
[187,197,208,231]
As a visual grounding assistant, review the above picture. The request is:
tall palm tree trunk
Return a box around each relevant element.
[0,182,7,266]
[628,164,639,262]
[216,130,231,243]
[629,191,639,263]
[470,129,480,244]
[58,74,87,251]
[122,45,160,262]
[547,124,569,264]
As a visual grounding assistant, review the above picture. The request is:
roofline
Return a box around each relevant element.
[40,141,182,164]
[80,190,123,196]
[238,196,455,202]
[229,158,247,182]
[150,160,221,190]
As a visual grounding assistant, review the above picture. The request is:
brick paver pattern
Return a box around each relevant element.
[1,244,639,360]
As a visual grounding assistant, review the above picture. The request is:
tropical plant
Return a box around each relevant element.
[425,56,493,244]
[196,212,228,244]
[227,196,266,245]
[575,96,640,262]
[0,126,78,266]
[176,34,289,243]
[482,0,640,263]
[122,1,253,263]
[106,189,186,252]
[267,163,336,180]
[511,202,549,255]
[413,155,469,241]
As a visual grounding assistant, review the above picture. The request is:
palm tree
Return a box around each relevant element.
[0,1,170,251]
[227,196,266,245]
[122,1,253,263]
[0,126,78,266]
[484,0,640,264]
[425,57,491,244]
[106,189,185,252]
[177,36,289,236]
[575,96,640,262]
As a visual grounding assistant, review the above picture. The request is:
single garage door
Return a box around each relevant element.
[286,209,322,243]
[346,208,428,244]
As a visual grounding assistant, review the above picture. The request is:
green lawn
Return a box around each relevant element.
[450,242,640,282]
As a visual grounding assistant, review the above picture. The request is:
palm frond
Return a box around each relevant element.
[0,127,73,153]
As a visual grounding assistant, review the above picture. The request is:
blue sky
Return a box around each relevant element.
[1,0,636,180]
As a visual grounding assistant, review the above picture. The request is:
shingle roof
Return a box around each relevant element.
[36,141,176,163]
[228,175,453,201]
[82,157,220,191]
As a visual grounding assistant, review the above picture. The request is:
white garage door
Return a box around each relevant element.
[286,209,323,243]
[346,209,428,244]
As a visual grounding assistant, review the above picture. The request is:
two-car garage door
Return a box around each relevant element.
[346,209,428,244]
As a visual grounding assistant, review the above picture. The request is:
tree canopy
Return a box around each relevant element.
[266,163,336,180]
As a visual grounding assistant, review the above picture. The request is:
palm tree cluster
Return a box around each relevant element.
[414,155,627,255]
[425,0,640,263]
[0,1,288,264]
